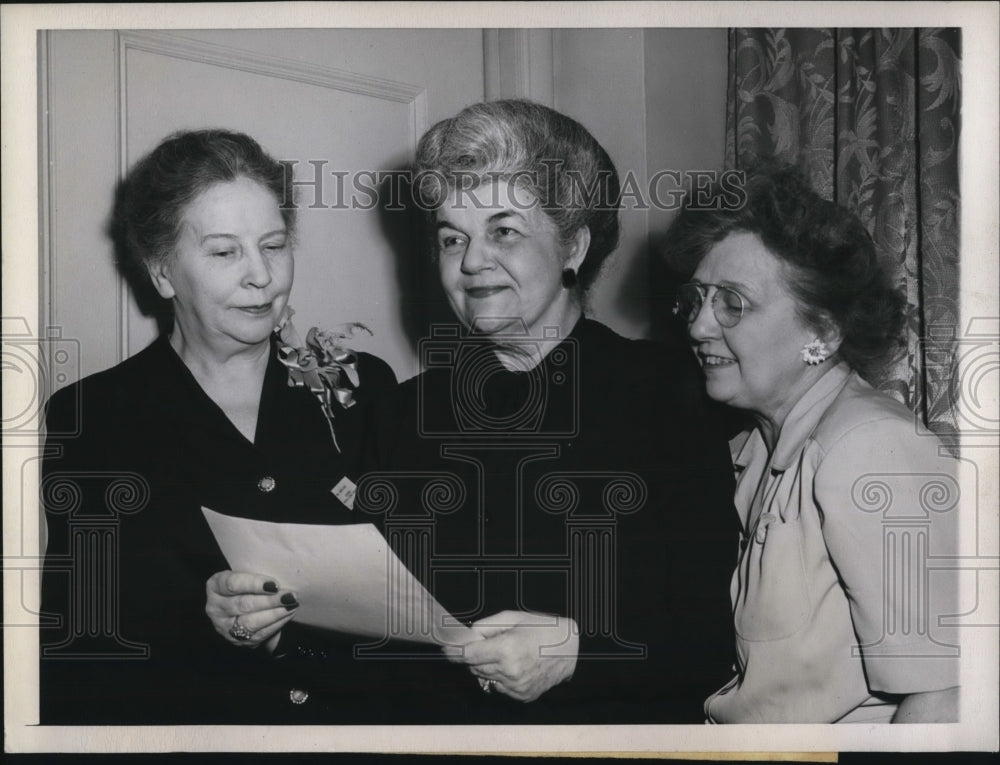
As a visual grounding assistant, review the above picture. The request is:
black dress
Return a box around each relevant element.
[332,317,739,724]
[39,334,396,724]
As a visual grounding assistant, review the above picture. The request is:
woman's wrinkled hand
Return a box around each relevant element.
[205,570,299,652]
[443,610,579,702]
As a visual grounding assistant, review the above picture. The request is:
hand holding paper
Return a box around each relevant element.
[205,570,298,650]
[444,610,580,701]
[202,507,477,647]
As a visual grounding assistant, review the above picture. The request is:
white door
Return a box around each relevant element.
[42,28,486,383]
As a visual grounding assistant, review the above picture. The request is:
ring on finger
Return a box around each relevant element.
[229,615,255,642]
[478,677,497,694]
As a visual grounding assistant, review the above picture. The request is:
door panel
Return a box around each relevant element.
[45,29,485,384]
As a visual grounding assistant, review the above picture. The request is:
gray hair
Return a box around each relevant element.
[112,129,295,287]
[413,99,620,292]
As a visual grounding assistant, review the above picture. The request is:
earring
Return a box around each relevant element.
[801,338,831,366]
[561,268,577,289]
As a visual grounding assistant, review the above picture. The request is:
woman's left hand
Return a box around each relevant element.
[444,610,579,702]
[206,570,298,652]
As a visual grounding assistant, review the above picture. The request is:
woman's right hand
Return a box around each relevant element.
[205,570,299,651]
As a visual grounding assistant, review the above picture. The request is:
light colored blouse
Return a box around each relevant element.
[705,363,960,723]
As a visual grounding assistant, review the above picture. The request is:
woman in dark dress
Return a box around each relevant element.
[39,129,395,724]
[208,100,737,723]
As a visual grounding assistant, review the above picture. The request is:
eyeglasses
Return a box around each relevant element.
[673,282,746,328]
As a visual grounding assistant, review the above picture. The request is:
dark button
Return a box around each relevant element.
[289,688,309,705]
[257,476,276,493]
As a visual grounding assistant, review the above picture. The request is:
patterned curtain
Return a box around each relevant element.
[725,28,961,442]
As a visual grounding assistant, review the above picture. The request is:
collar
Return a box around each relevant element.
[152,333,285,439]
[732,361,853,472]
[488,315,588,372]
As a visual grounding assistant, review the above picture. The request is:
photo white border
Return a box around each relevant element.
[3,1,998,756]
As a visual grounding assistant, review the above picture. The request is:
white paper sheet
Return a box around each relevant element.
[202,507,478,646]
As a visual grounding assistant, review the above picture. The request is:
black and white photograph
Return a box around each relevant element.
[2,1,997,758]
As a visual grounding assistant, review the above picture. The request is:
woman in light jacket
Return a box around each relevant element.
[665,162,960,723]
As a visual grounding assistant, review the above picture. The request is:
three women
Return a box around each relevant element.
[42,101,960,726]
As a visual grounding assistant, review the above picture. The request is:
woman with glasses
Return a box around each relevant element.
[664,163,960,723]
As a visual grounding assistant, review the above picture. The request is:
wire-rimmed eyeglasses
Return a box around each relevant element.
[673,282,746,328]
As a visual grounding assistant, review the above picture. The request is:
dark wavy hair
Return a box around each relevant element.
[661,161,906,380]
[413,99,620,293]
[111,129,295,287]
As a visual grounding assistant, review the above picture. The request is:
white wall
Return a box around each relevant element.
[41,29,485,383]
[643,29,729,236]
[40,31,122,382]
[41,28,730,386]
[643,28,729,345]
[554,28,652,339]
[549,28,728,341]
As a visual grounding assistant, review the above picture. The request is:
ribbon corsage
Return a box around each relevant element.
[274,307,372,453]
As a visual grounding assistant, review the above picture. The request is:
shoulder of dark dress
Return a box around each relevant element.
[45,337,170,425]
[577,319,702,393]
[361,366,445,457]
[355,351,398,397]
[391,365,446,402]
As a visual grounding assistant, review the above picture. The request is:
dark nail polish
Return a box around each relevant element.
[284,601,299,611]
[280,593,298,607]
[263,581,278,593]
